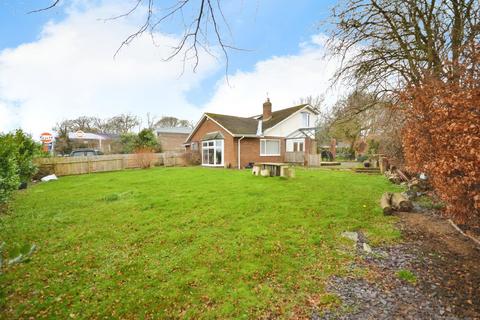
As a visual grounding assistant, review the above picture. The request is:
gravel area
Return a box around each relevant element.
[314,212,480,320]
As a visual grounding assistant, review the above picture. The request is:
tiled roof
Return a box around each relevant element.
[156,127,192,134]
[261,104,307,130]
[205,113,258,135]
[206,104,308,135]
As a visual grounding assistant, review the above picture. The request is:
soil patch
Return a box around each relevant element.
[318,212,480,319]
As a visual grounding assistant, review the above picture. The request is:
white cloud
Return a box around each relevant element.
[0,1,218,138]
[202,34,349,117]
[0,0,350,139]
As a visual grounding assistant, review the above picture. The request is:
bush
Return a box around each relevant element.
[120,130,161,154]
[0,136,20,204]
[336,147,355,160]
[0,130,40,204]
[136,129,160,152]
[356,155,368,162]
[133,149,158,169]
[402,55,480,225]
[120,133,137,154]
[12,130,40,182]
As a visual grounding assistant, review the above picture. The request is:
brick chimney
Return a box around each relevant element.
[263,98,272,121]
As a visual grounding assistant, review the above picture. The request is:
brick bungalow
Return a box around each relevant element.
[184,99,319,168]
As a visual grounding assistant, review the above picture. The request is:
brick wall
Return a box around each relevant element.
[157,133,189,152]
[187,117,286,168]
[186,118,235,167]
[234,137,284,168]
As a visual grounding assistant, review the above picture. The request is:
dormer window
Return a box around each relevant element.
[301,112,310,127]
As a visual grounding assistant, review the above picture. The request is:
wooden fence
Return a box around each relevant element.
[35,152,187,177]
[307,154,343,167]
[308,154,322,167]
[284,152,305,164]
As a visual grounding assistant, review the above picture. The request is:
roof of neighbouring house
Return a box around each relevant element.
[205,104,309,135]
[156,127,192,134]
[66,132,110,140]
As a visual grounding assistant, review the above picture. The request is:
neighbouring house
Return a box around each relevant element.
[156,127,192,152]
[184,99,319,168]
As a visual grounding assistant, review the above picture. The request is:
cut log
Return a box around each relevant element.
[396,169,410,182]
[391,193,413,212]
[381,192,393,215]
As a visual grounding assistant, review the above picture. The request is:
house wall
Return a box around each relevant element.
[186,118,235,168]
[265,108,318,137]
[235,137,285,169]
[157,133,190,152]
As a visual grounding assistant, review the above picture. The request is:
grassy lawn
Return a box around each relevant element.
[0,167,402,319]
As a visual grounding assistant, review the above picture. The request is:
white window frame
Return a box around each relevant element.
[293,141,304,152]
[202,139,224,166]
[301,112,310,127]
[286,138,305,152]
[260,139,281,157]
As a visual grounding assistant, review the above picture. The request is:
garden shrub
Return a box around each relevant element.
[0,130,40,204]
[402,54,480,225]
[133,148,158,169]
[12,130,40,182]
[120,133,137,154]
[136,129,160,152]
[0,136,20,204]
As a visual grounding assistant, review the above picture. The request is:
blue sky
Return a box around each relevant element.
[0,0,344,136]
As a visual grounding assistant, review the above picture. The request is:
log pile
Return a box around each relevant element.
[385,169,431,199]
[384,169,410,184]
[407,177,429,193]
[380,192,413,215]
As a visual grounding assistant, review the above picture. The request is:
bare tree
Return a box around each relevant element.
[155,116,192,128]
[145,112,158,130]
[106,114,141,134]
[326,0,480,94]
[29,0,241,73]
[296,95,325,111]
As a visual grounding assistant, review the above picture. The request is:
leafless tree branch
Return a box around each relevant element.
[28,0,245,76]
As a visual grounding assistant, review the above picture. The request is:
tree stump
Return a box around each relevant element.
[391,193,413,211]
[381,192,393,215]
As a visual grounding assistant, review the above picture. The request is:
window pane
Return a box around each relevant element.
[208,148,214,164]
[208,141,214,147]
[266,140,279,155]
[202,149,208,164]
[215,146,222,165]
[286,140,293,152]
[260,140,265,154]
[302,112,310,127]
